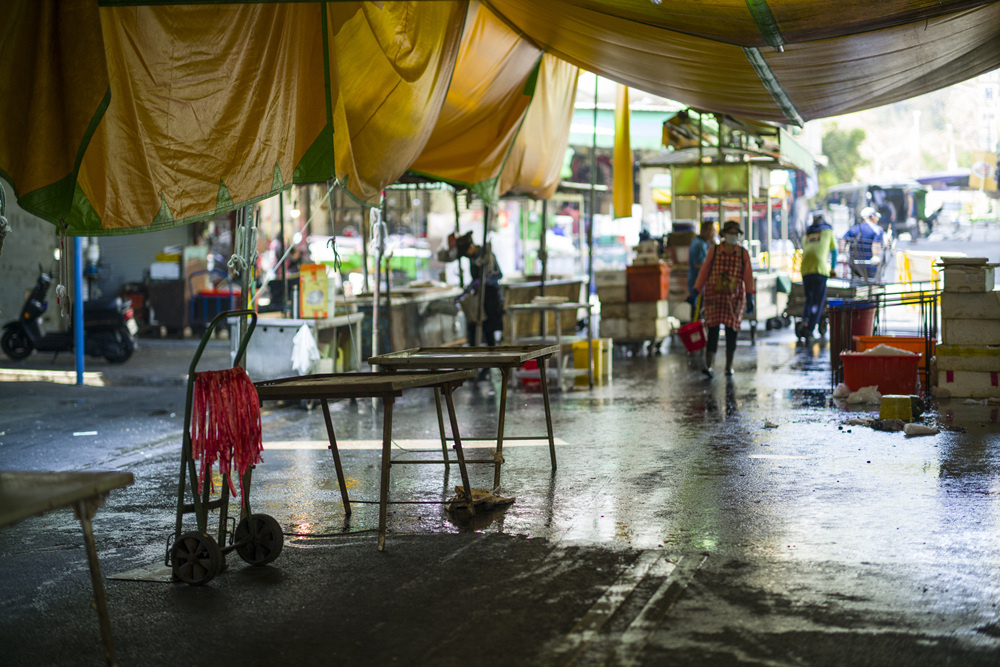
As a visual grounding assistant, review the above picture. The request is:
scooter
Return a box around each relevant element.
[1,267,138,363]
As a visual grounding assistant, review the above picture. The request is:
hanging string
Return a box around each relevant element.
[0,182,9,259]
[251,183,335,306]
[56,224,71,317]
[228,205,258,276]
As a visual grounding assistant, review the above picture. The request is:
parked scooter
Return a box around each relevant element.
[2,267,138,363]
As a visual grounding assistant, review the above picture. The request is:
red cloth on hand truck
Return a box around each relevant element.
[190,366,263,498]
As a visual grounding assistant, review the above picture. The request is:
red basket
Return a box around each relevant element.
[677,321,707,353]
[840,352,921,394]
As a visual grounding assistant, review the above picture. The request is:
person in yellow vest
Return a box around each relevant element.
[797,212,838,341]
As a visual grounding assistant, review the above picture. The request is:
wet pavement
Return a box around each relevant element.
[2,325,1000,665]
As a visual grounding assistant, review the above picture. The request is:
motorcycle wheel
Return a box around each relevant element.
[1,328,32,360]
[102,327,134,364]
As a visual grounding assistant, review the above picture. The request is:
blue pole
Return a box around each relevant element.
[74,237,84,385]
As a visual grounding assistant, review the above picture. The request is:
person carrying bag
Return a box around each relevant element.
[693,220,756,377]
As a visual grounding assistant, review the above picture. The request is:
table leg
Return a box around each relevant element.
[74,500,117,667]
[555,312,564,391]
[434,386,449,466]
[493,366,509,490]
[378,395,394,551]
[538,357,557,471]
[441,383,475,517]
[321,399,352,515]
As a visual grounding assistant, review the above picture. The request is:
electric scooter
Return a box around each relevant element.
[1,267,138,363]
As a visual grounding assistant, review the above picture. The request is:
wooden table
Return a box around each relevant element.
[369,345,559,489]
[254,370,476,550]
[0,470,135,666]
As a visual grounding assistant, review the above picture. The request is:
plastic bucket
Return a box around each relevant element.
[677,321,707,352]
[828,300,877,372]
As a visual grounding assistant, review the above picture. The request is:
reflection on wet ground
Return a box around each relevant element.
[3,327,1000,664]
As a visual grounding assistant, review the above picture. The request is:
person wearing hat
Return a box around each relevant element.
[797,212,838,341]
[842,207,886,280]
[453,231,504,347]
[693,220,756,376]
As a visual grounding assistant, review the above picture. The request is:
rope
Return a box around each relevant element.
[0,182,8,258]
[228,206,258,275]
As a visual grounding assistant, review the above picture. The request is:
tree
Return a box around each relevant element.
[819,123,868,195]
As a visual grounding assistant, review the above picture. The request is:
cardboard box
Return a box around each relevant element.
[594,270,627,287]
[599,317,628,339]
[597,285,627,304]
[627,300,669,320]
[942,318,1000,346]
[601,302,628,320]
[940,291,1000,320]
[299,263,329,319]
[937,369,1000,398]
[628,317,670,339]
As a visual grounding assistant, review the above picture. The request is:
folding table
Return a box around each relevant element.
[254,370,476,550]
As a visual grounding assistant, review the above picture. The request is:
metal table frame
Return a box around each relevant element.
[369,345,559,489]
[0,470,135,667]
[507,302,594,391]
[254,370,476,550]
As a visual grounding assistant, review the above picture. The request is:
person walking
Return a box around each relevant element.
[842,207,886,281]
[796,213,837,341]
[686,221,716,318]
[694,220,756,377]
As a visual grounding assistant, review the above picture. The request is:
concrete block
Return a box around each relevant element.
[942,318,1000,346]
[940,291,1000,320]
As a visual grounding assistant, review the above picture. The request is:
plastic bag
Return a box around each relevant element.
[291,324,320,375]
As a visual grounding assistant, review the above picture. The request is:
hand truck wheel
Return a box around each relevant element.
[234,513,284,565]
[171,531,224,586]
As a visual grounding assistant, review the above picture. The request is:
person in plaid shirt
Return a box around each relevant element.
[693,220,756,377]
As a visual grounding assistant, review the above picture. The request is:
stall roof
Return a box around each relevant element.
[2,1,998,235]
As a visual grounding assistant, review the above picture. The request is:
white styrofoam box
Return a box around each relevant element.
[634,241,659,254]
[942,318,1000,346]
[594,270,627,287]
[632,254,660,265]
[628,317,670,339]
[599,317,629,339]
[150,261,181,280]
[942,263,996,293]
[596,285,627,303]
[670,301,692,322]
[627,299,669,320]
[601,302,627,320]
[940,291,1000,320]
[935,344,1000,372]
[669,245,690,265]
[936,369,1000,398]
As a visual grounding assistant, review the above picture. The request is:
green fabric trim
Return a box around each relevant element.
[64,184,104,234]
[522,57,541,97]
[272,163,284,193]
[293,3,335,184]
[742,47,803,126]
[15,86,112,227]
[152,192,174,227]
[744,0,786,50]
[216,179,235,212]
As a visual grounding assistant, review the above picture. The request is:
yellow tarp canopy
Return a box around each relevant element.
[3,0,1000,234]
[496,54,580,201]
[1,1,466,234]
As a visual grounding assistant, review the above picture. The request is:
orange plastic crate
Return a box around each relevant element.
[840,352,921,394]
[852,335,934,370]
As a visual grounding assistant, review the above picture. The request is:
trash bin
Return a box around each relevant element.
[827,299,877,379]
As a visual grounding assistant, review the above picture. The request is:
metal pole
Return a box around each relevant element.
[540,199,548,296]
[279,191,287,315]
[588,76,597,291]
[453,188,465,288]
[74,235,84,385]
